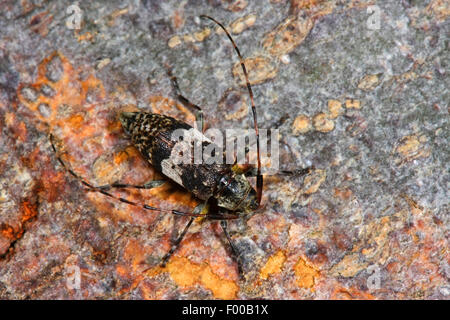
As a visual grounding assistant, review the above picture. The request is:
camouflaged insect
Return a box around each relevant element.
[119,112,259,213]
[49,15,265,273]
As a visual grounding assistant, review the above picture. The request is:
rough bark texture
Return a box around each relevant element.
[0,0,448,299]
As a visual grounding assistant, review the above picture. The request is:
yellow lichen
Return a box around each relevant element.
[262,15,314,56]
[395,134,431,164]
[358,74,381,91]
[232,56,278,86]
[166,256,239,300]
[294,257,319,289]
[313,113,334,132]
[260,250,286,280]
[168,35,182,48]
[328,99,343,119]
[193,28,211,42]
[345,99,361,109]
[292,114,311,135]
[230,14,256,34]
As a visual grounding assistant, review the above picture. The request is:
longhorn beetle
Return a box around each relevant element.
[50,15,285,276]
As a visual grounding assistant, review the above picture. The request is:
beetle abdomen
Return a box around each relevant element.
[119,112,231,201]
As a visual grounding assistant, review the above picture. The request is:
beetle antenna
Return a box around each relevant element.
[200,15,263,206]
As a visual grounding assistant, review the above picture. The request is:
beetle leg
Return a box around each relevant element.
[240,166,314,177]
[279,166,315,176]
[220,220,243,278]
[165,63,204,133]
[95,180,166,191]
[160,216,195,267]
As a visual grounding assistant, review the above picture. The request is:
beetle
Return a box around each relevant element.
[50,15,264,274]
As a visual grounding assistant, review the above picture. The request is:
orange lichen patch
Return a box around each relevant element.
[16,52,201,221]
[262,15,313,57]
[16,121,28,142]
[14,121,28,142]
[260,250,286,280]
[294,257,319,289]
[232,56,278,86]
[0,199,39,256]
[17,51,106,138]
[292,114,311,135]
[165,256,238,300]
[395,134,431,164]
[66,113,85,130]
[149,96,196,125]
[426,0,450,22]
[230,14,256,34]
[168,35,182,48]
[121,239,153,274]
[328,99,343,119]
[21,200,39,223]
[76,31,96,42]
[302,169,326,194]
[358,74,381,91]
[0,224,16,240]
[113,150,129,165]
[313,112,334,132]
[345,99,361,109]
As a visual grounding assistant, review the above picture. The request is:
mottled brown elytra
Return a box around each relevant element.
[50,15,267,276]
